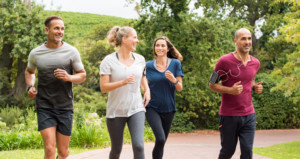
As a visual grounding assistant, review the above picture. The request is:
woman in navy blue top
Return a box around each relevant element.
[145,36,184,159]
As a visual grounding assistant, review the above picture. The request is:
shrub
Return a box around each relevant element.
[0,106,23,128]
[253,73,300,129]
[71,112,110,148]
[0,130,43,151]
[0,121,7,131]
[170,112,195,133]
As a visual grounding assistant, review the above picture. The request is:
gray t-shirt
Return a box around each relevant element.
[99,52,146,118]
[27,42,84,110]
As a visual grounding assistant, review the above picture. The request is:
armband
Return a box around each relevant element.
[209,70,220,84]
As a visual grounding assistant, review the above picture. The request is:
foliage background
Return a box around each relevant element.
[0,0,299,151]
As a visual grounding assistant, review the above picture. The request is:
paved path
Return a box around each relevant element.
[68,129,300,159]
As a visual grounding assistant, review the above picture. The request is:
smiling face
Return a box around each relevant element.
[45,19,64,45]
[122,30,139,51]
[234,30,252,54]
[154,39,169,58]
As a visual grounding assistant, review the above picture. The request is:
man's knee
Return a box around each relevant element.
[44,144,56,156]
[219,148,235,159]
[57,148,69,159]
[58,149,69,159]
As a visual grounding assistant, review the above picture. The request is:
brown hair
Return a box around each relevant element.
[153,36,183,61]
[44,16,63,28]
[107,26,135,47]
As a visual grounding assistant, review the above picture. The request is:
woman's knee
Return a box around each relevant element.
[155,136,166,146]
[133,142,144,153]
[111,145,122,156]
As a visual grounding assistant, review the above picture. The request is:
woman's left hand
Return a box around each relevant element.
[165,70,176,83]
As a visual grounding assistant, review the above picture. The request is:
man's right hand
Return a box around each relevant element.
[230,81,243,95]
[28,87,37,99]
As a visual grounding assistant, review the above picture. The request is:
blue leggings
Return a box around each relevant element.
[106,111,145,159]
[146,107,175,159]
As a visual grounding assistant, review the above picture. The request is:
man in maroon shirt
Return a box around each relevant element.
[209,28,263,159]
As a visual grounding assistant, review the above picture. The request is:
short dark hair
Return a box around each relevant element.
[44,16,63,28]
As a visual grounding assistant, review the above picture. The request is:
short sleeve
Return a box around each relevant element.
[141,55,146,76]
[175,60,184,77]
[99,56,112,75]
[72,49,84,71]
[214,58,226,81]
[143,67,146,75]
[27,51,37,70]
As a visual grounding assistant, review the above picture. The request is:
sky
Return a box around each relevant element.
[34,0,139,19]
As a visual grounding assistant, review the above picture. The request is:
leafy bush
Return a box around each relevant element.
[73,85,107,117]
[170,112,195,133]
[71,112,110,148]
[0,130,43,150]
[253,73,300,129]
[0,121,7,130]
[0,106,23,128]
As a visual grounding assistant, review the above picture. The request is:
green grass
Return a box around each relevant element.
[0,147,92,159]
[254,141,300,159]
[43,11,131,41]
[0,126,154,159]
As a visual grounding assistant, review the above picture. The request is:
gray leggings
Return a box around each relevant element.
[106,111,145,159]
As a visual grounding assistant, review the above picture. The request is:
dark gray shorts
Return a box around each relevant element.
[37,108,73,136]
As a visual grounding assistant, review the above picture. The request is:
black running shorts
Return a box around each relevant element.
[37,108,73,136]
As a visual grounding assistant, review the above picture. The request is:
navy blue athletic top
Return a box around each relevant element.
[146,59,184,113]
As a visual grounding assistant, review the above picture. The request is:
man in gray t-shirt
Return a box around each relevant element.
[25,16,86,159]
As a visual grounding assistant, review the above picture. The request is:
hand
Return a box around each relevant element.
[165,71,176,83]
[54,69,71,82]
[254,81,263,94]
[143,89,151,107]
[123,74,136,85]
[230,81,243,95]
[28,87,37,99]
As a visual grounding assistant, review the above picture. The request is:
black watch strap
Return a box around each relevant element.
[26,85,33,92]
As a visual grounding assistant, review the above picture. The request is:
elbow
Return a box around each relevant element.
[100,85,108,93]
[101,90,108,93]
[82,74,86,82]
[81,72,87,82]
[176,86,183,92]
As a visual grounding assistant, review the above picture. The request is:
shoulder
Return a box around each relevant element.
[216,53,233,65]
[63,42,79,53]
[146,60,154,66]
[103,52,116,60]
[219,53,232,61]
[171,58,181,65]
[251,56,260,64]
[133,53,145,61]
[30,43,45,54]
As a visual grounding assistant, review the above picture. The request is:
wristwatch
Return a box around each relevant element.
[26,85,33,92]
[173,79,179,85]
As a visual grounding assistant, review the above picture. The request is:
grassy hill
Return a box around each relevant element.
[43,11,131,42]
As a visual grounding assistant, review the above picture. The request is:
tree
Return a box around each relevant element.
[0,0,45,106]
[131,0,249,128]
[270,0,300,103]
[194,0,291,55]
